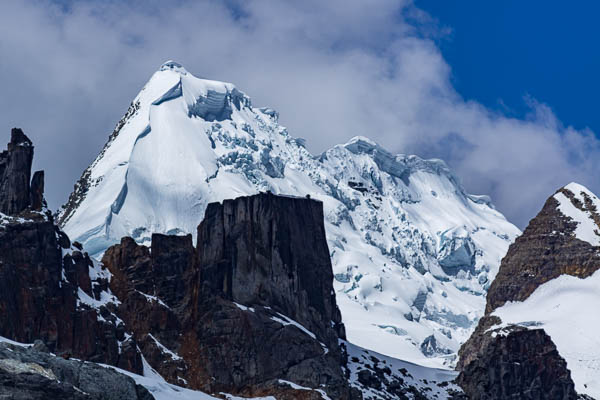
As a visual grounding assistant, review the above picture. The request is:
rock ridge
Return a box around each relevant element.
[456,183,599,399]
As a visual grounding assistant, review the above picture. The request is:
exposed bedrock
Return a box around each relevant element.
[102,193,357,399]
[484,191,600,315]
[457,185,597,398]
[457,327,577,400]
[0,128,356,398]
[0,341,153,400]
[197,193,346,346]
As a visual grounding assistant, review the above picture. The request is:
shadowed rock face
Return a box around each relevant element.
[197,193,346,346]
[456,328,577,400]
[0,128,44,215]
[29,170,44,211]
[102,193,357,399]
[456,185,595,398]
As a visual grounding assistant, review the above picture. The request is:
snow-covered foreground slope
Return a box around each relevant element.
[343,340,460,398]
[59,61,520,367]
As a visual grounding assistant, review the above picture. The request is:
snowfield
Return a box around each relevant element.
[59,60,520,368]
[492,269,600,398]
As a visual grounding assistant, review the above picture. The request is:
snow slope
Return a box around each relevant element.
[492,270,600,398]
[343,340,460,398]
[59,61,520,368]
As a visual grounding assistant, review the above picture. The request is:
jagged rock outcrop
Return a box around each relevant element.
[0,128,44,214]
[29,170,44,211]
[0,341,153,400]
[457,183,599,398]
[102,193,357,399]
[0,129,143,380]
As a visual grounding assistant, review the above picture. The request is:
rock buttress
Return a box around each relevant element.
[103,193,358,399]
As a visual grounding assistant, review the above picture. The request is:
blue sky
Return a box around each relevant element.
[1,0,599,228]
[417,1,600,135]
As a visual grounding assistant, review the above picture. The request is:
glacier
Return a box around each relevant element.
[58,60,520,368]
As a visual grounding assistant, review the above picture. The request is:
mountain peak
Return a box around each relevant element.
[554,182,600,247]
[561,182,596,199]
[10,128,32,147]
[59,64,519,368]
[344,135,378,150]
[158,60,188,75]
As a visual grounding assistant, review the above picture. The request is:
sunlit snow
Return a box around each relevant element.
[59,61,520,368]
[554,182,600,246]
[492,269,600,398]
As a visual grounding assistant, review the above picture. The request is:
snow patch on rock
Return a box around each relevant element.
[554,182,600,246]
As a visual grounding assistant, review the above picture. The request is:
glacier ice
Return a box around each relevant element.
[58,61,520,369]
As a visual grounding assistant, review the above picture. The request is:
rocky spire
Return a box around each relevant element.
[0,128,45,215]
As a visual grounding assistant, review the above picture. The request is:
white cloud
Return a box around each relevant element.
[0,0,597,227]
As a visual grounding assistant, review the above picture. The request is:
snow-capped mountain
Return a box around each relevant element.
[58,61,520,367]
[489,183,600,398]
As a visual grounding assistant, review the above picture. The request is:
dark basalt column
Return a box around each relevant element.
[0,129,143,377]
[30,170,45,211]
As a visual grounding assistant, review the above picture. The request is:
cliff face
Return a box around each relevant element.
[0,128,357,398]
[197,194,346,346]
[102,193,356,399]
[457,183,600,399]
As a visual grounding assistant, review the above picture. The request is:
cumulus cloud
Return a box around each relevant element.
[0,0,598,227]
